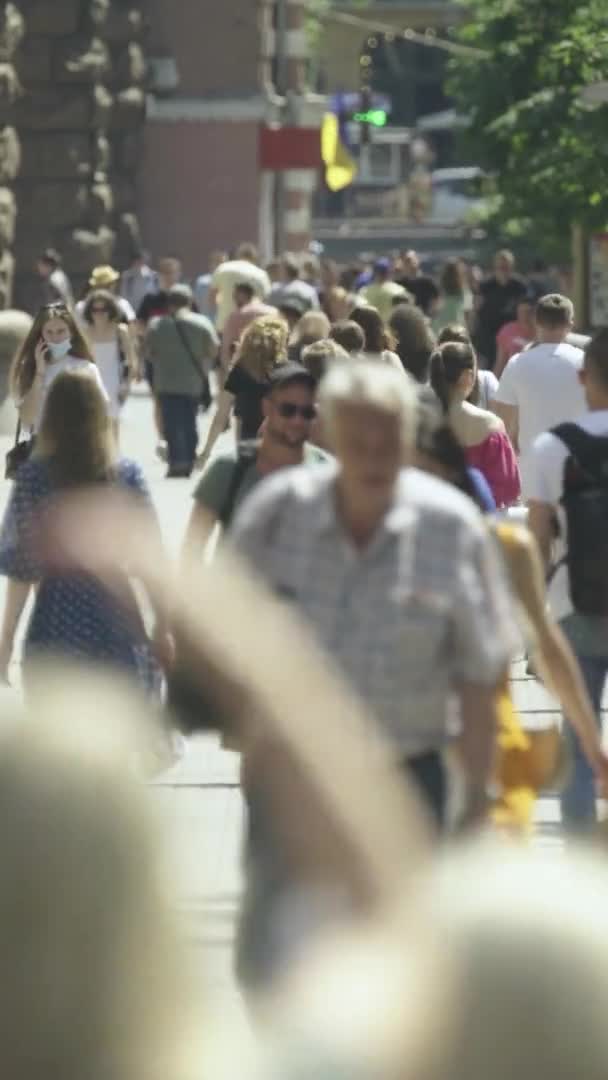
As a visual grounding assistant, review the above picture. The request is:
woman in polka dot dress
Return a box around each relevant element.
[0,369,168,692]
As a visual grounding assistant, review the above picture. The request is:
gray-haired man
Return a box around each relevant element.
[231,362,516,990]
[233,362,516,824]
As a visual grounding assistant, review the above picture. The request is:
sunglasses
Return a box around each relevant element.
[91,306,109,314]
[276,402,316,420]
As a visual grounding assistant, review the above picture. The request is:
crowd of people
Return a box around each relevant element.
[3,236,608,1053]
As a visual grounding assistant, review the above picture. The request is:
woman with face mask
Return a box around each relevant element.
[9,302,108,432]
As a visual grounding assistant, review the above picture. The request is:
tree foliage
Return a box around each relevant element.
[449,0,608,247]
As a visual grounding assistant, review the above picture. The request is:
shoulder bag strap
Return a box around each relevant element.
[551,422,608,483]
[172,315,205,382]
[219,443,258,528]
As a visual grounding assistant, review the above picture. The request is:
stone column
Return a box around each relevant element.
[13,0,148,310]
[0,3,25,309]
[106,0,147,264]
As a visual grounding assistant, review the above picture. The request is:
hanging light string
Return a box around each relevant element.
[319,9,489,59]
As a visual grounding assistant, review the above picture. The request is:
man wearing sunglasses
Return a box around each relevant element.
[182,363,331,554]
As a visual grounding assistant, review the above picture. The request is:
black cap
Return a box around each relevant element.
[266,362,316,394]
[168,283,193,305]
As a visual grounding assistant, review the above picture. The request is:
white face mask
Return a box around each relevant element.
[48,339,72,360]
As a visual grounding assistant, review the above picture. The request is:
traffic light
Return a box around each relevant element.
[353,109,387,127]
[359,86,372,145]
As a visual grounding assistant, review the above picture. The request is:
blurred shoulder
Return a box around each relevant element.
[233,460,336,532]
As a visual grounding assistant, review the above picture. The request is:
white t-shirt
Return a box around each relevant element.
[526,410,608,620]
[477,369,499,410]
[493,341,586,496]
[37,356,109,429]
[211,260,271,331]
[75,297,136,324]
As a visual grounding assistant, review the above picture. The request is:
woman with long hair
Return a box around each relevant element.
[430,341,520,508]
[10,302,107,432]
[437,323,498,409]
[0,369,169,689]
[415,387,496,513]
[197,313,288,468]
[349,304,405,374]
[431,258,473,334]
[389,302,436,383]
[82,289,138,439]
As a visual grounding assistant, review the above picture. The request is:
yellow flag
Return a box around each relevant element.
[321,112,357,192]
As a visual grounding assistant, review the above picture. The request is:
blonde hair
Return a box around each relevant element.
[232,313,288,382]
[319,360,417,444]
[292,310,331,343]
[36,369,116,487]
[10,303,95,400]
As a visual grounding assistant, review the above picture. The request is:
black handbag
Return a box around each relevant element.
[5,421,34,480]
[166,443,256,734]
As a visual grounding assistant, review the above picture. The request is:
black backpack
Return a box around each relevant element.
[550,422,608,616]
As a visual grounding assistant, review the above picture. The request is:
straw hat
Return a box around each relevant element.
[88,265,120,288]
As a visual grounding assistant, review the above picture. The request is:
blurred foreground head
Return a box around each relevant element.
[0,671,200,1080]
[277,841,608,1080]
[416,841,608,1080]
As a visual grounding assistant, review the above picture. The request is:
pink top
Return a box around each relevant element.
[496,320,531,361]
[465,431,520,508]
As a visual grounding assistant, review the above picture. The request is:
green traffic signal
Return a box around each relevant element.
[353,109,387,127]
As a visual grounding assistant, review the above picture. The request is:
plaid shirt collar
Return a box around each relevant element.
[312,473,417,541]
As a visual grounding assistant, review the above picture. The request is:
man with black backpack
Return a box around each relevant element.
[528,328,608,831]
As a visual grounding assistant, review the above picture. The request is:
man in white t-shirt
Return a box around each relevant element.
[210,243,271,332]
[527,328,608,831]
[492,294,586,497]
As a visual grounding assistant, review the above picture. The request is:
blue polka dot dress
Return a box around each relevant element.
[0,457,161,691]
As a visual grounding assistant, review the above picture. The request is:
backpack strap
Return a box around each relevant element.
[551,422,608,484]
[218,440,258,528]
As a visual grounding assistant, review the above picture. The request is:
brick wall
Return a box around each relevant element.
[139,119,261,275]
[148,0,265,97]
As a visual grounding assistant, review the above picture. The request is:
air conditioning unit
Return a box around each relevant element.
[148,56,180,95]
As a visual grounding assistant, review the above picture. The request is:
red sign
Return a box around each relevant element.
[259,126,322,171]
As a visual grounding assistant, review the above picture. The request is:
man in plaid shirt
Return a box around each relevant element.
[233,362,516,826]
[232,362,516,990]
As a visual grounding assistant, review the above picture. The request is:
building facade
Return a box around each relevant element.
[141,0,323,276]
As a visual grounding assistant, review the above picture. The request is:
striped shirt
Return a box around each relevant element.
[231,464,516,756]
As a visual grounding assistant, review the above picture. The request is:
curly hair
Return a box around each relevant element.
[232,314,288,382]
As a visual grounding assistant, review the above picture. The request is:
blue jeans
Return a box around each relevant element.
[560,618,608,830]
[157,393,198,472]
